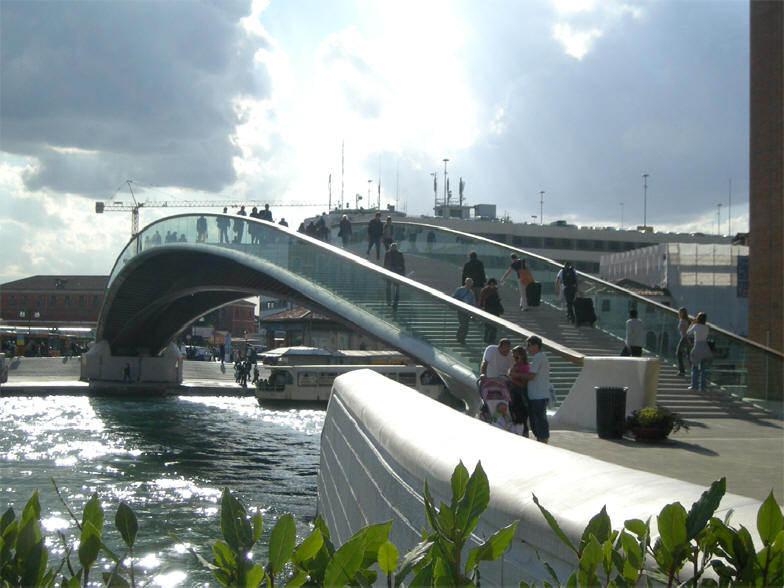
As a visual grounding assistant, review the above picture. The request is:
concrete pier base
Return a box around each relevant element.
[80,341,183,385]
[551,357,659,431]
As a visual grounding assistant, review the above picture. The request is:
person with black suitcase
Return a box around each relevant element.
[555,262,578,322]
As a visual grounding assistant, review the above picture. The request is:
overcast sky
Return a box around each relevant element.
[0,0,750,284]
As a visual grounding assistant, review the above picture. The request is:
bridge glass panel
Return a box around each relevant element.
[325,219,781,407]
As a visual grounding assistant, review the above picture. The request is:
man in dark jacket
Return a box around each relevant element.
[367,211,383,259]
[462,250,486,301]
[383,242,405,308]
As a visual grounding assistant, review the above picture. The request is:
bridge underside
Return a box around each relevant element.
[99,248,342,356]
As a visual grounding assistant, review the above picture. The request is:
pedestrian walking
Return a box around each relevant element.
[367,212,383,259]
[452,278,475,344]
[621,309,644,356]
[462,251,486,302]
[383,242,405,308]
[688,312,713,390]
[479,278,503,343]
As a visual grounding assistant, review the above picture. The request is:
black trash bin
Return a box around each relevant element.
[595,386,627,439]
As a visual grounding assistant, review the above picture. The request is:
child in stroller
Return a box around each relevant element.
[478,377,523,434]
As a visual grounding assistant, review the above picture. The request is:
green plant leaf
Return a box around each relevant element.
[623,518,649,538]
[619,530,642,570]
[352,521,392,570]
[377,540,398,575]
[102,570,131,588]
[15,515,41,558]
[757,491,784,545]
[772,529,784,552]
[245,563,266,587]
[455,462,490,536]
[422,482,445,536]
[578,535,603,573]
[77,521,102,570]
[293,528,323,564]
[395,538,434,586]
[1,506,15,534]
[580,507,612,554]
[268,513,296,575]
[114,502,138,549]
[284,570,308,588]
[436,501,455,535]
[409,560,434,587]
[21,490,41,526]
[82,494,104,535]
[533,494,577,554]
[685,478,726,541]
[465,521,518,570]
[324,533,367,587]
[450,461,469,507]
[20,540,48,587]
[657,502,688,553]
[252,511,263,543]
[314,514,331,542]
[220,488,253,553]
[212,539,236,570]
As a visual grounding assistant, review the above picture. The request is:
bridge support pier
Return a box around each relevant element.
[80,341,184,386]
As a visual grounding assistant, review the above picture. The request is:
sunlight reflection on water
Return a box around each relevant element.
[1,395,324,585]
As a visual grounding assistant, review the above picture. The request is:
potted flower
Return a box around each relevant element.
[625,406,689,442]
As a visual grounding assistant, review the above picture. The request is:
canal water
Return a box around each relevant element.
[0,395,324,586]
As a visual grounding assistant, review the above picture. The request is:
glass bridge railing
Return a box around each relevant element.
[321,218,782,406]
[105,214,557,393]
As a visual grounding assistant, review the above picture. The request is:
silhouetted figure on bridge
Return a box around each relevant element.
[196,215,208,242]
[233,205,246,242]
[217,208,230,243]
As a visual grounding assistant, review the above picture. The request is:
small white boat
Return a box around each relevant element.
[255,363,444,404]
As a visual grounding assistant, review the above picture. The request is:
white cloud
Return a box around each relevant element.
[552,22,604,60]
[0,0,751,285]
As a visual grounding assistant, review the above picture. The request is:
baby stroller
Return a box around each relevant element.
[478,377,524,435]
[478,377,512,423]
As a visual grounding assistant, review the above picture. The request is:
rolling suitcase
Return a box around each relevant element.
[574,297,596,326]
[525,282,541,307]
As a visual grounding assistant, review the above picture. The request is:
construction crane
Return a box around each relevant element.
[95,180,327,237]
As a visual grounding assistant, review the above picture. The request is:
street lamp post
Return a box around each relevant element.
[620,202,624,230]
[442,159,449,206]
[539,191,545,225]
[717,203,723,235]
[430,171,437,211]
[367,179,372,209]
[642,173,649,229]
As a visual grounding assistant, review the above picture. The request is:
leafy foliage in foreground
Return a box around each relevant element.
[529,478,783,588]
[0,466,781,587]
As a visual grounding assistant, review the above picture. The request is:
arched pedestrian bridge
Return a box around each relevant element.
[93,213,781,413]
[95,213,573,409]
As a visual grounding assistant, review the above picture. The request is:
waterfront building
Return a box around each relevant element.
[0,275,107,329]
[600,243,749,337]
